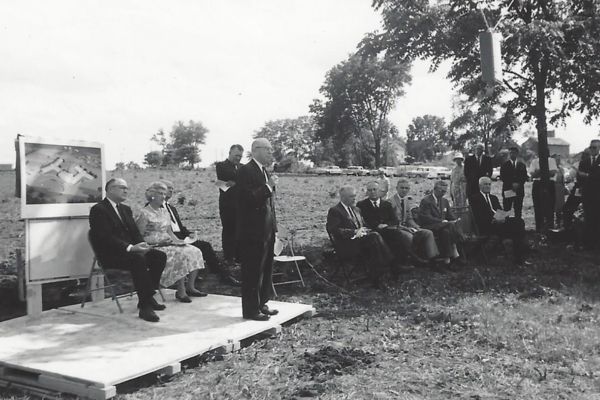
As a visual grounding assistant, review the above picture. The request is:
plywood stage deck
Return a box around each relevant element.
[0,292,315,399]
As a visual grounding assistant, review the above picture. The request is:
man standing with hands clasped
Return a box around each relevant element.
[237,138,279,321]
[500,146,528,218]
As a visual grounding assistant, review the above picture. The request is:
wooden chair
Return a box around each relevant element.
[81,231,165,312]
[457,206,497,264]
[272,230,309,296]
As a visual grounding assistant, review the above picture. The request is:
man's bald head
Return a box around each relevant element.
[251,138,273,165]
[339,185,357,206]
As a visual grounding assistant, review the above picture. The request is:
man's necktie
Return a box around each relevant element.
[348,206,360,228]
[262,166,269,184]
[485,194,494,212]
[372,200,378,209]
[593,155,597,165]
[437,197,443,214]
[401,198,406,222]
[116,204,129,230]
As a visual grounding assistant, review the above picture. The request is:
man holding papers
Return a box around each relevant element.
[500,146,528,218]
[470,177,530,266]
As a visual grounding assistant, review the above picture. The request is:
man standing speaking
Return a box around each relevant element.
[237,138,279,321]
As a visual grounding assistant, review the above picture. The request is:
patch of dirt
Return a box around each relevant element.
[299,346,376,378]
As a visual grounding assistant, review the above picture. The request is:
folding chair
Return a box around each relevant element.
[81,231,165,313]
[272,230,310,296]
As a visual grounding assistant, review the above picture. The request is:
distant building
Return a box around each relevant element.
[521,129,570,159]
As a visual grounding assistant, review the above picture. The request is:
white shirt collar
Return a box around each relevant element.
[480,191,490,198]
[252,158,265,170]
[431,193,438,203]
[107,197,119,208]
[371,198,379,206]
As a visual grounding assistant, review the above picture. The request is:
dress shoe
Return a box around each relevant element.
[260,305,279,315]
[186,289,208,297]
[175,293,192,303]
[243,313,270,321]
[220,274,241,287]
[138,306,160,322]
[149,297,166,310]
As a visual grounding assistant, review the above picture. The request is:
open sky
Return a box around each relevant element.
[0,0,597,168]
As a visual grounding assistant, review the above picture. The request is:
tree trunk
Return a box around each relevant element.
[534,60,550,184]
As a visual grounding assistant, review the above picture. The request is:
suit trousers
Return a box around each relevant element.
[532,181,555,232]
[113,249,166,305]
[412,229,439,259]
[582,194,600,249]
[189,240,230,276]
[219,196,239,262]
[377,228,411,270]
[502,195,524,219]
[489,217,527,262]
[240,233,275,317]
[356,232,393,283]
[428,223,461,258]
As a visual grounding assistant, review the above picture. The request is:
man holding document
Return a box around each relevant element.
[500,146,528,218]
[471,177,530,266]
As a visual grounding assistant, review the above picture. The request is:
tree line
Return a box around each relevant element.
[141,1,600,172]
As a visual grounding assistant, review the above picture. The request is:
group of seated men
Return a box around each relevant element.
[326,177,530,288]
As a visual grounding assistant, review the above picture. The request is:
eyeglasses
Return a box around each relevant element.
[113,185,128,190]
[255,146,273,151]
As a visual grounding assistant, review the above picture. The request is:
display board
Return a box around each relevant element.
[26,217,93,283]
[18,136,105,219]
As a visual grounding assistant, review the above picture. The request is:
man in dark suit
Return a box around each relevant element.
[499,146,528,218]
[89,178,166,322]
[470,177,530,265]
[326,185,393,288]
[237,138,278,321]
[464,143,493,197]
[216,144,244,264]
[578,139,600,250]
[418,180,463,265]
[357,181,421,272]
[160,180,240,287]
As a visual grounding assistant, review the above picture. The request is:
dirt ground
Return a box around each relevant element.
[1,169,600,399]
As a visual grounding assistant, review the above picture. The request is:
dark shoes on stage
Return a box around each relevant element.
[187,289,208,297]
[176,293,192,303]
[138,297,166,311]
[138,306,160,322]
[243,313,271,321]
[260,305,279,316]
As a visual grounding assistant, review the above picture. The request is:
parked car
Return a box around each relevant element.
[344,166,368,176]
[406,166,432,179]
[426,166,452,180]
[366,169,380,176]
[322,165,343,175]
[378,166,397,177]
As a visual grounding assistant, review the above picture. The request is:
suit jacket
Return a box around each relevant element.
[418,194,456,229]
[326,202,366,257]
[464,154,493,191]
[237,159,277,243]
[89,198,144,267]
[216,159,241,204]
[500,159,528,195]
[578,153,600,199]
[356,198,399,230]
[165,202,191,240]
[389,193,419,228]
[469,192,501,235]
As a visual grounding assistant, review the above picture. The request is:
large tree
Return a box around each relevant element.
[311,53,411,167]
[253,116,317,162]
[151,120,208,168]
[364,0,600,183]
[406,114,450,161]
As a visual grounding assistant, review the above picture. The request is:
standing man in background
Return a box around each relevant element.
[578,139,600,250]
[529,154,558,233]
[216,144,244,266]
[500,146,528,218]
[237,138,278,321]
[464,143,493,197]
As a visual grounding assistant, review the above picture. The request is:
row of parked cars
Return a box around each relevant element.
[311,165,456,180]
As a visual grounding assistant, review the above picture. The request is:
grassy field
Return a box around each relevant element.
[1,169,600,399]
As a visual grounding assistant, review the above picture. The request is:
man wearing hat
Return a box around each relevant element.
[500,146,528,218]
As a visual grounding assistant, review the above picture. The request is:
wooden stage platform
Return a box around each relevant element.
[0,292,315,399]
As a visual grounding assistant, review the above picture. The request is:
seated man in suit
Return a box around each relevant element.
[357,181,422,271]
[389,178,440,262]
[418,180,463,266]
[89,178,166,322]
[470,177,530,265]
[326,185,393,288]
[160,180,240,287]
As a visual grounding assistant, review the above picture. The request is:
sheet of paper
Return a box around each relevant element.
[503,190,517,199]
[183,236,196,244]
[493,209,510,221]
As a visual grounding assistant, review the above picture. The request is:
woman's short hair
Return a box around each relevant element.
[145,181,168,202]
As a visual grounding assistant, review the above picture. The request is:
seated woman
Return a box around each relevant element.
[135,181,206,302]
